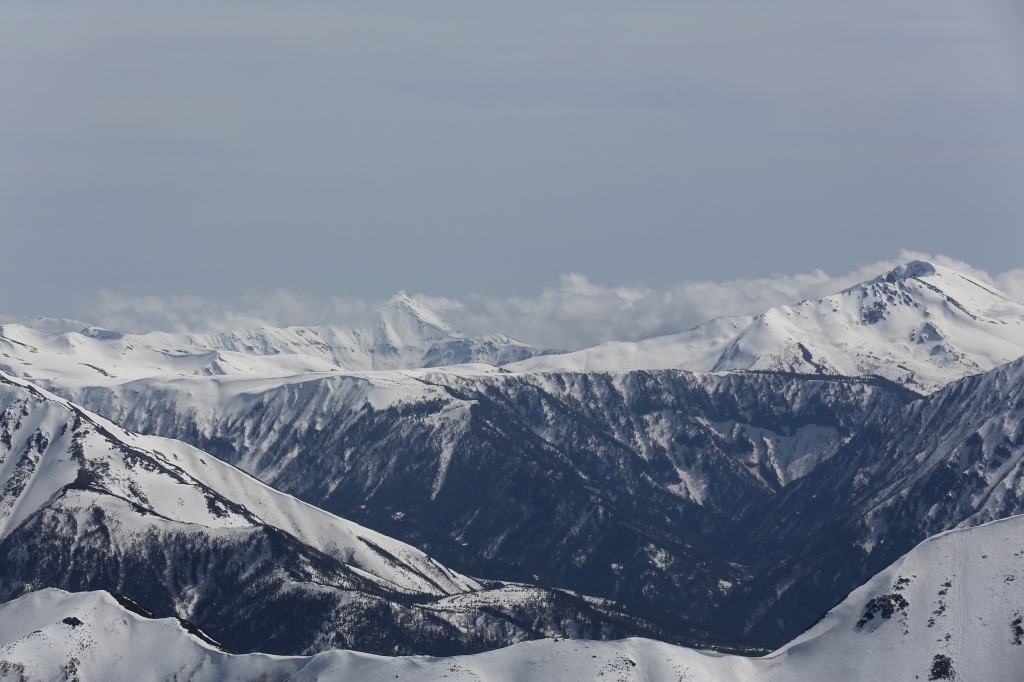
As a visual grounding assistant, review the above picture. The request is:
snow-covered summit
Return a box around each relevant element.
[380,290,454,336]
[869,258,938,283]
[511,261,1024,393]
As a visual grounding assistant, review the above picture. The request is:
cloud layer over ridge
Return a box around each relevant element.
[17,253,1015,352]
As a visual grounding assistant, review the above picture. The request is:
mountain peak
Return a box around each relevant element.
[379,291,454,335]
[512,260,1024,393]
[883,260,937,282]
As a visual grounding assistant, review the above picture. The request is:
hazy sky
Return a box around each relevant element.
[2,0,1023,321]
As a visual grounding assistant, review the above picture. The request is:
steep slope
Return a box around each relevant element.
[4,515,1023,681]
[511,261,1024,393]
[0,292,550,387]
[730,354,1024,639]
[55,358,1024,644]
[0,372,684,656]
[58,367,914,644]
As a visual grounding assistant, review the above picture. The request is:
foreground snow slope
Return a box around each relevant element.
[3,514,1023,681]
[512,261,1024,393]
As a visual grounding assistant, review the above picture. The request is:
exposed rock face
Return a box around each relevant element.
[58,359,1024,644]
[58,368,917,644]
[731,355,1024,638]
[0,373,691,657]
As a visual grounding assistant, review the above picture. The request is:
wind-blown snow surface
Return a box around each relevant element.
[512,261,1024,393]
[3,515,1024,681]
[0,372,678,656]
[0,292,548,387]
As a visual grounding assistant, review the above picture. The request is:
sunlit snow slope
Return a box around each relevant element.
[512,261,1024,393]
[3,514,1023,681]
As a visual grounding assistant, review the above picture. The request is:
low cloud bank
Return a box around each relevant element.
[21,252,1024,352]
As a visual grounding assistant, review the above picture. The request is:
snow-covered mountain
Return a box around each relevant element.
[52,365,915,645]
[4,514,1022,681]
[49,355,1024,646]
[0,371,683,656]
[731,352,1024,639]
[0,292,550,387]
[4,257,1024,659]
[511,261,1024,393]
[8,261,1020,396]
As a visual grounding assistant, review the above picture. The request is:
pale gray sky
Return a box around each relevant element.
[2,1,1023,321]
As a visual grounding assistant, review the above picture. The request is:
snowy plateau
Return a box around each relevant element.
[1,259,1024,680]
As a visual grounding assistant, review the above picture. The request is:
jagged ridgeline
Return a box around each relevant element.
[0,374,715,656]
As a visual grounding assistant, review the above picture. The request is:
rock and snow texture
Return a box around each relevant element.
[3,514,1024,681]
[50,366,916,643]
[512,261,1024,393]
[0,371,475,596]
[0,292,548,388]
[2,258,1024,658]
[733,353,1024,638]
[54,357,1024,645]
[0,371,674,656]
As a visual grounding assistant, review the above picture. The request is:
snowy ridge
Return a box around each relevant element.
[3,514,1023,681]
[0,371,691,655]
[507,315,754,373]
[8,261,1019,397]
[0,370,476,597]
[0,292,547,390]
[58,365,914,640]
[511,261,1024,393]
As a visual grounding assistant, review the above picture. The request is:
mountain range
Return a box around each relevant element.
[0,372,684,656]
[512,261,1024,394]
[2,291,552,387]
[2,259,1024,678]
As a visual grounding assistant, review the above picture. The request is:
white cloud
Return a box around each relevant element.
[995,269,1024,304]
[64,253,1024,351]
[78,290,376,335]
